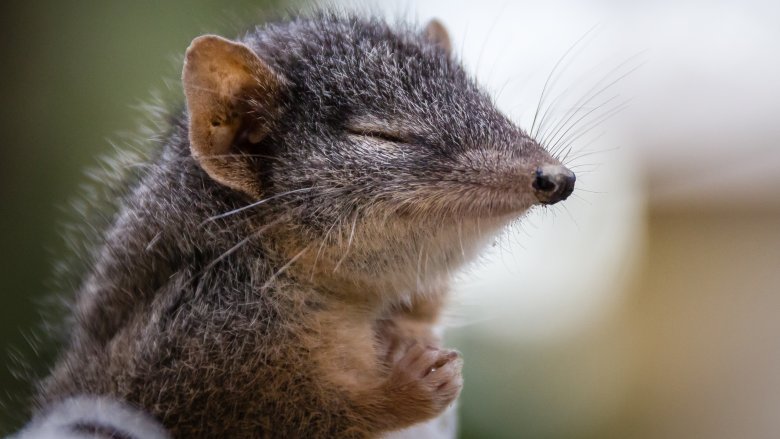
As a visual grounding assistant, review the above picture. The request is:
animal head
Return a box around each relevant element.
[182,13,575,295]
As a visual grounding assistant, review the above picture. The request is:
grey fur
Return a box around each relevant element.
[35,12,568,438]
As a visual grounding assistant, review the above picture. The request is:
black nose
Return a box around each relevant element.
[532,165,576,205]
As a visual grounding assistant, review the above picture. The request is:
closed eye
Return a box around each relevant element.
[346,127,408,144]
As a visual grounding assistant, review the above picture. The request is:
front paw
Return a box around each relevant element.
[385,344,463,421]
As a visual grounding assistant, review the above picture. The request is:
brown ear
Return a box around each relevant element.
[182,35,283,197]
[424,19,452,56]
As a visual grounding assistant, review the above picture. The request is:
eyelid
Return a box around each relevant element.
[346,125,408,144]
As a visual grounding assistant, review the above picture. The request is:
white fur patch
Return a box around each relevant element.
[10,396,170,439]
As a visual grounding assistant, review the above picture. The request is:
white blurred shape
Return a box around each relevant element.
[613,0,780,207]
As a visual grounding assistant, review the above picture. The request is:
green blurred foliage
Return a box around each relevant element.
[0,0,286,432]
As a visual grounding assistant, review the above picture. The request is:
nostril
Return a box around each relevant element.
[532,168,557,192]
[533,165,576,204]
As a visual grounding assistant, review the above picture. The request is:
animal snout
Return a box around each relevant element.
[532,165,576,205]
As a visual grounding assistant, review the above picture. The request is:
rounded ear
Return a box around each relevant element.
[182,35,284,197]
[424,19,452,56]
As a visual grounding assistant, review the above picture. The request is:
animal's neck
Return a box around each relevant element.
[71,131,267,344]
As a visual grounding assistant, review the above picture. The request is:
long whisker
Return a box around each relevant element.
[309,212,345,280]
[565,146,620,165]
[259,244,311,293]
[333,210,359,273]
[570,192,592,205]
[202,186,320,225]
[560,203,580,230]
[557,99,632,163]
[545,95,620,157]
[573,187,605,194]
[540,53,645,148]
[551,97,630,162]
[533,28,602,137]
[539,59,644,153]
[208,216,287,270]
[476,0,510,82]
[557,131,607,167]
[529,24,599,137]
[185,214,292,291]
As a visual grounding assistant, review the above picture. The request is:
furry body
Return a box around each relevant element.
[35,13,572,438]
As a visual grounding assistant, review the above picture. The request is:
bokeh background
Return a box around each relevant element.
[1,0,779,437]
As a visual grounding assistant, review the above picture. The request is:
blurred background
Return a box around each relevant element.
[1,0,779,437]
